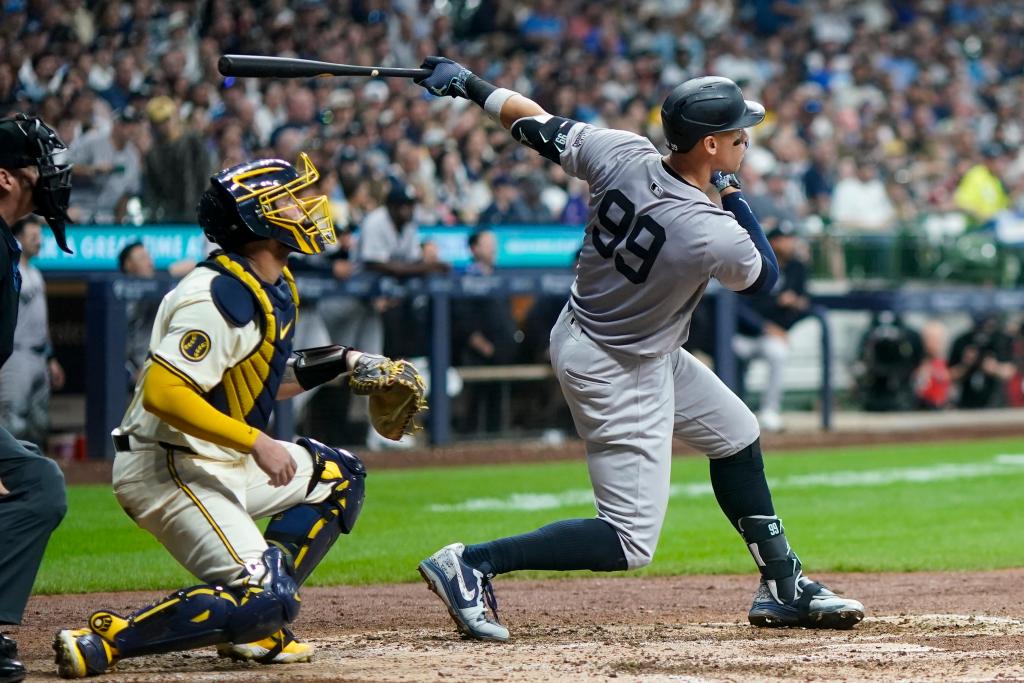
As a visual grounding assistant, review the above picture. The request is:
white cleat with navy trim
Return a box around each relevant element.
[418,543,509,642]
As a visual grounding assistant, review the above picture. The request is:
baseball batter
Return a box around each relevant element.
[414,58,864,641]
[53,153,408,677]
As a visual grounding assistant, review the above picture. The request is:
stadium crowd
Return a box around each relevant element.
[4,0,1024,447]
[0,0,1022,242]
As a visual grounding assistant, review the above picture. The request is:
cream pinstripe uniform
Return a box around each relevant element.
[112,260,337,586]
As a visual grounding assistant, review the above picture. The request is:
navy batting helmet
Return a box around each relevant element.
[197,152,336,255]
[661,76,765,153]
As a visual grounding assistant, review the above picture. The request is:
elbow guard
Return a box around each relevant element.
[291,345,354,390]
[510,115,575,163]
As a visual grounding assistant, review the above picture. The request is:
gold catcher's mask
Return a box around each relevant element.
[197,152,336,255]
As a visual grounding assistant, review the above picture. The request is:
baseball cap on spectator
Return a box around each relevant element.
[146,96,177,124]
[363,81,389,104]
[767,220,798,241]
[386,181,417,205]
[981,143,1006,159]
[328,89,354,109]
[116,106,143,124]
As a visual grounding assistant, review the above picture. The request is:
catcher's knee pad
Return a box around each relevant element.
[264,437,367,585]
[88,547,299,658]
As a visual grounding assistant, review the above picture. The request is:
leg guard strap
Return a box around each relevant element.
[90,548,299,658]
[265,438,366,585]
[738,515,801,603]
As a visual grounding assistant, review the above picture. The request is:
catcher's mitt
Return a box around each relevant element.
[349,355,428,440]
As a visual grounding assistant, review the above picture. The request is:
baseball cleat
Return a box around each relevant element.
[53,629,116,678]
[748,576,864,629]
[418,543,509,642]
[217,627,313,664]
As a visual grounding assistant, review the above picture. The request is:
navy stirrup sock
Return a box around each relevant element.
[709,438,776,530]
[462,518,627,576]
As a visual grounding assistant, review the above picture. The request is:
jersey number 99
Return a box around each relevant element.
[593,189,666,284]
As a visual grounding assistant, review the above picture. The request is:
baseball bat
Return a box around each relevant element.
[218,55,430,80]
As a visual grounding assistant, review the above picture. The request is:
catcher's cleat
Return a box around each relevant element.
[418,543,509,642]
[748,575,864,629]
[53,629,117,679]
[217,627,313,664]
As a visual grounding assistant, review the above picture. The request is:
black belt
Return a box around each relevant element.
[112,434,195,455]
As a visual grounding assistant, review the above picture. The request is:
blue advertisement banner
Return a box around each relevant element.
[34,224,585,271]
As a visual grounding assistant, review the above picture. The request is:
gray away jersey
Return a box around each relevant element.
[558,124,762,357]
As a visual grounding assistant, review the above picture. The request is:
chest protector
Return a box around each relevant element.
[200,253,299,431]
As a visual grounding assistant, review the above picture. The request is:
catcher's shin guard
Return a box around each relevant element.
[264,437,366,585]
[76,547,299,660]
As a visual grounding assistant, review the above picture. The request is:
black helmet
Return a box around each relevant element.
[197,152,336,255]
[661,76,765,153]
[0,114,74,253]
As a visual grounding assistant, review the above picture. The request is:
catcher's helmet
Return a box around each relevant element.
[0,114,74,253]
[661,76,765,153]
[197,152,336,255]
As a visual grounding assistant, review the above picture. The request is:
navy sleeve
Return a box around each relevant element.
[722,192,779,295]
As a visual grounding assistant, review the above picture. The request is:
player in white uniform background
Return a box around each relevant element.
[54,153,400,677]
[413,58,864,641]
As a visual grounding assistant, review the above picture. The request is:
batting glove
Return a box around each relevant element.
[711,171,742,192]
[415,56,473,99]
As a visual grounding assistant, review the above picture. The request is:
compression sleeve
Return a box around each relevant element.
[722,192,779,295]
[143,359,259,452]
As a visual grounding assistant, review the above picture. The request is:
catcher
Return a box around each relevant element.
[53,153,425,678]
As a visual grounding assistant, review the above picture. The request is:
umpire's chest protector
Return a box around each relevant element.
[200,252,298,430]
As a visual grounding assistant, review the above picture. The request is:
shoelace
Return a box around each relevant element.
[482,579,502,625]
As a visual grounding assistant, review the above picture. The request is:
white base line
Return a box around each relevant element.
[428,455,1024,513]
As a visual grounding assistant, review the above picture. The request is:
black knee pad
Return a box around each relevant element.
[264,438,367,585]
[297,436,366,533]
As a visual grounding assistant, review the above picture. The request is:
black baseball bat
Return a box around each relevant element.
[218,54,430,79]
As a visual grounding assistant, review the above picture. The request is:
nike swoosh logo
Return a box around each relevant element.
[454,567,478,603]
[539,130,550,144]
[280,319,293,339]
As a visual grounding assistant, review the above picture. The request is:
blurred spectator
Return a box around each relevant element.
[118,241,195,386]
[319,181,448,449]
[453,229,519,433]
[142,96,211,222]
[948,314,1015,409]
[2,0,1020,253]
[830,159,898,278]
[953,145,1011,226]
[357,182,451,279]
[830,159,897,233]
[0,219,64,446]
[69,106,143,223]
[746,166,804,232]
[913,320,952,410]
[478,176,535,225]
[733,223,810,432]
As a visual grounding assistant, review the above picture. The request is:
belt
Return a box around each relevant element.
[112,434,196,455]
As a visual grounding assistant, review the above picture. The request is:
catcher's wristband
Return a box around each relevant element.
[291,345,354,390]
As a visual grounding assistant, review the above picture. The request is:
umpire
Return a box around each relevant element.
[0,114,74,683]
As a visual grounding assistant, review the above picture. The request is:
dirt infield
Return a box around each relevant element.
[13,569,1024,682]
[29,423,1024,680]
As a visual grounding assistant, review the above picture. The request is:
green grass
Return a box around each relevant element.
[36,438,1024,594]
